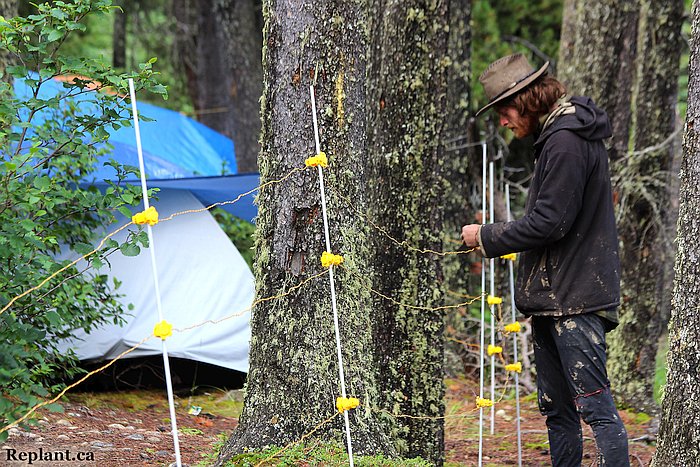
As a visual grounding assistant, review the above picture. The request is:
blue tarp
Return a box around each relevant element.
[13,76,259,222]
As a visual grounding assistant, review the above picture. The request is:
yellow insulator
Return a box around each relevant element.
[504,321,522,334]
[500,253,517,261]
[505,362,523,373]
[476,397,493,408]
[132,206,159,226]
[487,295,502,306]
[305,152,328,168]
[336,396,360,413]
[487,344,503,356]
[321,251,344,268]
[153,320,173,340]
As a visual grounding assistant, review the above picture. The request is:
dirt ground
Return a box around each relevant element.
[1,378,656,466]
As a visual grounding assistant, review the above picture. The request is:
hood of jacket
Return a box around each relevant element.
[534,96,612,148]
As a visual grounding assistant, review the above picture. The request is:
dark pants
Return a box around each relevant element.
[532,314,629,467]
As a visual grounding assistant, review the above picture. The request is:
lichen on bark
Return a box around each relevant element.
[652,3,700,463]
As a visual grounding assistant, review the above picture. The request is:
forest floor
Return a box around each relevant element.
[1,377,656,466]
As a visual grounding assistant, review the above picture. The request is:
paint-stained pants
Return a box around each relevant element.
[532,313,629,467]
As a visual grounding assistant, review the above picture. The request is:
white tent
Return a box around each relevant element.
[58,189,254,373]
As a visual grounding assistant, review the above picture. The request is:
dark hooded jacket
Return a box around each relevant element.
[480,96,620,316]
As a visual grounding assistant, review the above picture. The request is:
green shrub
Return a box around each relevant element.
[0,0,165,439]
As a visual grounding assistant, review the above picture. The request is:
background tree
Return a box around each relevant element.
[557,0,685,413]
[607,0,684,414]
[111,0,130,68]
[216,0,394,462]
[442,0,480,376]
[556,0,638,161]
[173,0,262,173]
[216,0,263,173]
[366,1,450,463]
[652,0,700,462]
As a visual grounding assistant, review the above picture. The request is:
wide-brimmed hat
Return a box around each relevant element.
[475,53,550,117]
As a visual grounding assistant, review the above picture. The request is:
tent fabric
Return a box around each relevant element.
[13,76,259,223]
[13,75,236,178]
[56,190,254,373]
[15,76,260,372]
[91,173,261,224]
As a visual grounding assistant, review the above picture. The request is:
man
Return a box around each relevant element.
[462,53,630,466]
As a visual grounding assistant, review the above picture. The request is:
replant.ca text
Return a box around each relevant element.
[4,447,95,465]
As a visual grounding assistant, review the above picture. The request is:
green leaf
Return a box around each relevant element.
[119,243,140,257]
[73,242,94,255]
[33,176,51,191]
[45,311,61,327]
[118,206,133,218]
[91,256,104,270]
[46,29,63,42]
[19,219,36,231]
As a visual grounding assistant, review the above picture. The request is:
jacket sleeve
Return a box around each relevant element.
[480,144,589,258]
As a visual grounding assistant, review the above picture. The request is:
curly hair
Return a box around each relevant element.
[495,75,567,119]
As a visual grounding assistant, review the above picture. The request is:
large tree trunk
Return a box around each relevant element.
[558,0,685,414]
[216,0,393,462]
[173,0,262,174]
[556,0,638,161]
[606,0,684,414]
[366,1,450,464]
[651,1,700,462]
[558,0,577,75]
[442,0,481,377]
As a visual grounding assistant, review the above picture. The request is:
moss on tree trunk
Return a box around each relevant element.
[366,0,450,464]
[217,0,394,462]
[652,1,700,462]
[558,0,684,414]
[607,0,684,415]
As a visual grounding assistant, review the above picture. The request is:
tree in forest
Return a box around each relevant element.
[366,1,450,463]
[173,0,262,173]
[111,0,130,69]
[557,0,685,413]
[215,0,394,462]
[557,0,638,161]
[216,0,453,464]
[607,0,684,414]
[651,0,700,462]
[442,0,481,377]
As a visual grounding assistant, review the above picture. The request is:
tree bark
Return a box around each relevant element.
[216,0,263,173]
[558,0,685,414]
[556,0,638,160]
[216,0,394,462]
[651,1,700,462]
[607,0,684,414]
[442,0,481,377]
[558,0,577,76]
[366,0,450,464]
[112,0,127,69]
[173,0,262,174]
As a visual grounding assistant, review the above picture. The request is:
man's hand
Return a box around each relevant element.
[462,224,481,248]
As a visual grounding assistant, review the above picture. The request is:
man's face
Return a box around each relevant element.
[495,106,536,139]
